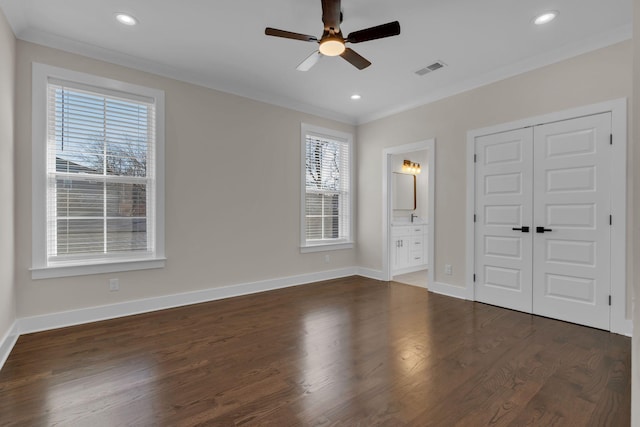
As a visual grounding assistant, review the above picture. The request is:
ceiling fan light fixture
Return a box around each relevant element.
[534,11,558,25]
[265,1,401,70]
[319,38,345,56]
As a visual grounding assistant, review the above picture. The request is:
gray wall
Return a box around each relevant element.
[632,0,640,423]
[357,41,633,301]
[14,41,356,318]
[0,8,16,344]
[16,40,632,319]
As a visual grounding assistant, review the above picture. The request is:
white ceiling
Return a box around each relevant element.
[0,0,632,124]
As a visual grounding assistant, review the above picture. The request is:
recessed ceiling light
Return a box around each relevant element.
[351,94,361,100]
[534,11,558,25]
[115,13,138,26]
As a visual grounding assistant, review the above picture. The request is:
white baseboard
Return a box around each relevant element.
[391,265,429,276]
[428,281,469,300]
[427,281,633,337]
[0,321,19,371]
[8,267,630,372]
[18,267,358,335]
[357,267,385,281]
[611,318,633,337]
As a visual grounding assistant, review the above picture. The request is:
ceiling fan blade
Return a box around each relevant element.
[340,48,371,70]
[321,0,341,31]
[265,28,318,42]
[346,21,400,43]
[297,51,323,71]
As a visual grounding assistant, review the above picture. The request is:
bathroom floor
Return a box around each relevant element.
[392,269,428,287]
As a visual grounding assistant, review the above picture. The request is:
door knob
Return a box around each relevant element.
[536,226,553,233]
[512,226,530,233]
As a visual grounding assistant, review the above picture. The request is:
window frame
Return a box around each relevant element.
[300,123,354,253]
[31,63,166,279]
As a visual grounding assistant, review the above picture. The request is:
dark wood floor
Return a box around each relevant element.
[0,277,631,426]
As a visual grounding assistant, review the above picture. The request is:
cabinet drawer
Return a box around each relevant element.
[410,254,424,264]
[391,226,411,237]
[411,236,424,248]
[411,226,424,234]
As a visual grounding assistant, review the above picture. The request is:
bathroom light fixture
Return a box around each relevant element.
[351,94,361,100]
[116,13,138,26]
[534,11,558,25]
[403,160,421,174]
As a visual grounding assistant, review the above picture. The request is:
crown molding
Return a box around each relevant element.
[357,24,632,125]
[8,19,631,127]
[17,28,357,125]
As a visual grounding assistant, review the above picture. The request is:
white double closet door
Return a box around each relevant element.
[474,112,612,330]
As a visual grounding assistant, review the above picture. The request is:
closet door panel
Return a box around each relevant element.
[474,128,533,313]
[532,113,611,330]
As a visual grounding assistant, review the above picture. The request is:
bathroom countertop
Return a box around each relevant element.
[391,220,427,226]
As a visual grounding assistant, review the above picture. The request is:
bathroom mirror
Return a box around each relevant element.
[392,172,416,210]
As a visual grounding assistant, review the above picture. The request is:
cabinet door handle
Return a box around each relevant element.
[536,226,553,233]
[512,226,530,233]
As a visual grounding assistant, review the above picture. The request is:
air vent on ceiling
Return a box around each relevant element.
[415,61,446,76]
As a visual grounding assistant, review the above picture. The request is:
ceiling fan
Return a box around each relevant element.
[265,0,400,71]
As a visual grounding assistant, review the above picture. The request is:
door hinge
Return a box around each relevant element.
[610,134,613,145]
[610,215,612,225]
[473,274,476,282]
[474,214,477,223]
[609,295,612,306]
[474,154,477,163]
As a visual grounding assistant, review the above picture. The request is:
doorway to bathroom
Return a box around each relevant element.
[382,140,435,288]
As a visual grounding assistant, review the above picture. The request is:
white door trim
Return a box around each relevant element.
[466,98,631,336]
[382,139,435,289]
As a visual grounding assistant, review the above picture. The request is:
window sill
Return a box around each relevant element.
[300,242,354,253]
[31,257,166,280]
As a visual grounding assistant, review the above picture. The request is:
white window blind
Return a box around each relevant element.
[304,132,351,246]
[46,80,157,265]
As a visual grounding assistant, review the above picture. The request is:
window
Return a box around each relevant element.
[32,63,165,278]
[301,124,353,252]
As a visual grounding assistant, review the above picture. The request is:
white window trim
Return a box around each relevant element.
[300,123,354,253]
[31,63,166,279]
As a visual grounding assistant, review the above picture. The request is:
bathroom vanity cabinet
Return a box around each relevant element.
[391,224,428,274]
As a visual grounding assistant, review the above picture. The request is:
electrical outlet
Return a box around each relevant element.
[324,254,331,264]
[109,278,119,292]
[445,264,453,275]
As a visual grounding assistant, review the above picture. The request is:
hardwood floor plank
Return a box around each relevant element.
[0,277,631,426]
